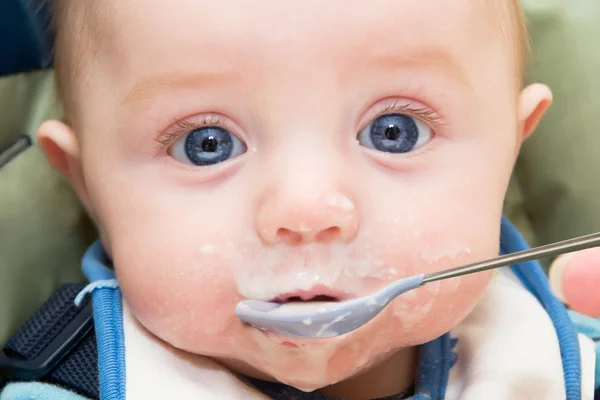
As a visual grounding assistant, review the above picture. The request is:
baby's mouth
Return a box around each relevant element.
[275,295,339,303]
[270,286,347,304]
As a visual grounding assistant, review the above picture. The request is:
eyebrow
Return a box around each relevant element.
[366,46,472,89]
[122,47,470,109]
[121,71,237,109]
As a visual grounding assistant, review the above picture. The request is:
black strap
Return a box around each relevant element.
[1,284,99,399]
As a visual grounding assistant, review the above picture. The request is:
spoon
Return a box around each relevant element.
[236,231,600,338]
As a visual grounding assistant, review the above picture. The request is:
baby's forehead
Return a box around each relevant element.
[107,1,510,45]
[55,0,525,117]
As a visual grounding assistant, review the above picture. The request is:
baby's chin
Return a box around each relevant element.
[214,327,396,392]
[215,272,492,391]
[218,341,399,392]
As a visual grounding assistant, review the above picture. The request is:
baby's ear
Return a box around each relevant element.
[37,120,93,214]
[518,83,553,141]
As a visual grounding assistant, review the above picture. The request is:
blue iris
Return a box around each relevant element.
[183,127,242,166]
[358,114,422,153]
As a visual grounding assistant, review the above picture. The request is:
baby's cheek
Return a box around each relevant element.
[114,243,241,351]
[387,271,491,343]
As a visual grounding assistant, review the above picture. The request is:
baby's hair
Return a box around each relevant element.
[49,0,530,125]
[480,0,531,86]
[49,0,109,125]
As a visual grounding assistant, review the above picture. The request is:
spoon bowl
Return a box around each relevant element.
[236,275,425,338]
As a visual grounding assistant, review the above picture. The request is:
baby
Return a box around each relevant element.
[4,0,596,399]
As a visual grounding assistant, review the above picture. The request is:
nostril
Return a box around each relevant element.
[276,228,303,245]
[315,227,341,242]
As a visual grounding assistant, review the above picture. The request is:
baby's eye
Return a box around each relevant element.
[169,126,247,166]
[357,114,432,154]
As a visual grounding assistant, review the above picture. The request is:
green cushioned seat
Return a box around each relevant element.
[517,0,600,245]
[0,71,96,344]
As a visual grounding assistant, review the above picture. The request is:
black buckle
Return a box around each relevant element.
[0,301,93,386]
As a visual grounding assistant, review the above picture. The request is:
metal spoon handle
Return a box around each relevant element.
[422,232,600,284]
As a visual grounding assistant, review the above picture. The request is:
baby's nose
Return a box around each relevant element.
[257,192,360,245]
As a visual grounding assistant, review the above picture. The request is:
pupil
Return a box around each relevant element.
[201,136,218,152]
[385,125,400,140]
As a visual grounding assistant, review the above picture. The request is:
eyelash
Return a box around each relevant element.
[155,101,443,147]
[372,101,443,131]
[156,115,225,146]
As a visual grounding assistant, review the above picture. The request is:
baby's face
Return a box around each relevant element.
[68,0,523,390]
